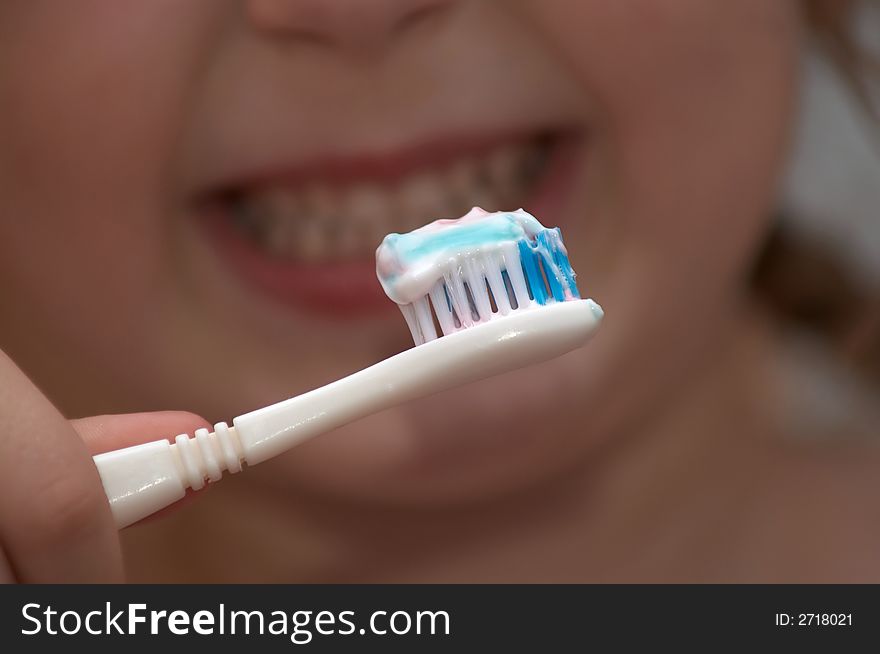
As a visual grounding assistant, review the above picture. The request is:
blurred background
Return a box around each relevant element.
[758,1,879,432]
[783,1,879,286]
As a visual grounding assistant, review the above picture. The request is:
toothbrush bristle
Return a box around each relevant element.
[393,222,581,346]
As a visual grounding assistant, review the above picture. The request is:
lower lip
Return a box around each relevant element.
[195,133,584,320]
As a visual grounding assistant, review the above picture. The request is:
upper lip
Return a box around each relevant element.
[190,125,566,199]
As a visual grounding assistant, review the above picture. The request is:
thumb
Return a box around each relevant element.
[71,410,210,455]
[71,411,213,525]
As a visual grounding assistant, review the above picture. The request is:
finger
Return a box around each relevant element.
[72,411,212,525]
[0,350,122,582]
[0,547,14,584]
[71,411,210,455]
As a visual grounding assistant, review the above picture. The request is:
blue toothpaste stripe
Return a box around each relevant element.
[536,230,565,301]
[517,238,547,305]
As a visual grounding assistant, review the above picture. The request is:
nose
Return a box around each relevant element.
[246,0,455,52]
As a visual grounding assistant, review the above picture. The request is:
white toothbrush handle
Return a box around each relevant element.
[94,298,603,528]
[93,422,244,528]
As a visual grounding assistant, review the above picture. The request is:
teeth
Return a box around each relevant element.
[446,155,499,214]
[469,180,501,214]
[260,190,299,256]
[229,138,550,261]
[346,183,391,249]
[302,184,335,260]
[447,157,480,207]
[487,143,527,206]
[519,143,549,186]
[395,172,457,229]
[303,183,337,219]
[299,216,325,262]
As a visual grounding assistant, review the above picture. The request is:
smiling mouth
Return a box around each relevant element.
[196,129,581,317]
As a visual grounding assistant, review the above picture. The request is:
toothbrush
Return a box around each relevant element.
[94,208,603,528]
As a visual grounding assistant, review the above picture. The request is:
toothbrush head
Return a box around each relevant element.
[376,207,599,346]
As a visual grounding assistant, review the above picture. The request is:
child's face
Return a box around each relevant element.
[0,1,800,501]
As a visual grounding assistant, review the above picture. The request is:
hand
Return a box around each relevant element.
[0,349,207,582]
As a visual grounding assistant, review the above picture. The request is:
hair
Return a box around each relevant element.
[751,0,879,383]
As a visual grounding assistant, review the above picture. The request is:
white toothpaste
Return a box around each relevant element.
[375,207,553,305]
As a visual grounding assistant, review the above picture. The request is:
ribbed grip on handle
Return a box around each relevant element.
[93,422,244,528]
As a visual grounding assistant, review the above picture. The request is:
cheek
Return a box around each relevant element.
[526,0,801,298]
[0,1,217,258]
[0,2,228,412]
[0,3,218,373]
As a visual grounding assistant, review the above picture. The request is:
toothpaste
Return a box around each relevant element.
[375,207,576,305]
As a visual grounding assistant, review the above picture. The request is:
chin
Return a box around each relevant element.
[244,339,606,506]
